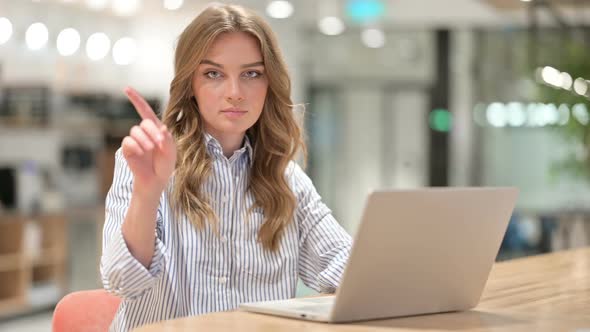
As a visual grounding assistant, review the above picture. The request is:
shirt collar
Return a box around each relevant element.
[204,132,253,162]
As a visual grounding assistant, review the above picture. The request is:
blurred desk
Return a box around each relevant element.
[134,248,590,332]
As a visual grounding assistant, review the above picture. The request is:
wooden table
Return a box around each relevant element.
[135,248,590,331]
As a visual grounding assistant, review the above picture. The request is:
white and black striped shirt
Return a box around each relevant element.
[101,133,352,331]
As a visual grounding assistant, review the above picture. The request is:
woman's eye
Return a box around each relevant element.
[205,71,221,79]
[244,71,262,79]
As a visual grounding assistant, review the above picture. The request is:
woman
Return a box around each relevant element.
[101,4,352,331]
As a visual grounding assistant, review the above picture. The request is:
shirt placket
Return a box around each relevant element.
[229,157,244,307]
[218,152,244,308]
[215,150,232,297]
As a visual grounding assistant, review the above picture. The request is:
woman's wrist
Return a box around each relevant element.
[132,180,165,203]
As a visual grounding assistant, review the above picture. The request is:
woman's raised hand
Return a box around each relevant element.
[121,87,177,193]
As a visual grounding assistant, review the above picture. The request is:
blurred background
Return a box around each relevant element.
[0,0,589,330]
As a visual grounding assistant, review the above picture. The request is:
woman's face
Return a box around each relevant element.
[192,31,268,138]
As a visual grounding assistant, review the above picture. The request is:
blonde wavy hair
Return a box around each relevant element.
[161,4,306,251]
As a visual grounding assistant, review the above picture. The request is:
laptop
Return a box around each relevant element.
[239,187,519,323]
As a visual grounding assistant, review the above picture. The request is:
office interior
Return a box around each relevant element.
[0,0,589,330]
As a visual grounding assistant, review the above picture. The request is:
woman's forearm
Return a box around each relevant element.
[121,183,162,269]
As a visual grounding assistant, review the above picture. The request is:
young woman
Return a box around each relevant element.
[101,4,351,331]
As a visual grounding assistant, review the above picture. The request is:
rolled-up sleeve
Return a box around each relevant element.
[289,162,352,293]
[100,148,167,300]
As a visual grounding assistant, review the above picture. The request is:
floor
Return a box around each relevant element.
[0,310,53,332]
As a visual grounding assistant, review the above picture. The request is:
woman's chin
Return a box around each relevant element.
[210,123,252,136]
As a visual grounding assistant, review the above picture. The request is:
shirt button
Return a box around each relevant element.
[222,195,228,203]
[221,236,227,243]
[219,277,227,284]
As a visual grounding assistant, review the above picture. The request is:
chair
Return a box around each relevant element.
[52,289,121,332]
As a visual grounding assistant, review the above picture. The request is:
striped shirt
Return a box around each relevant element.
[100,133,352,331]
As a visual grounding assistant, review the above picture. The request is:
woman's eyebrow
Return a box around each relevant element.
[241,61,264,68]
[200,59,264,69]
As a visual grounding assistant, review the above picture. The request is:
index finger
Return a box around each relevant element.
[124,86,162,125]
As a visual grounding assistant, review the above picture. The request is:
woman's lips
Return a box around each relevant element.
[221,107,247,118]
